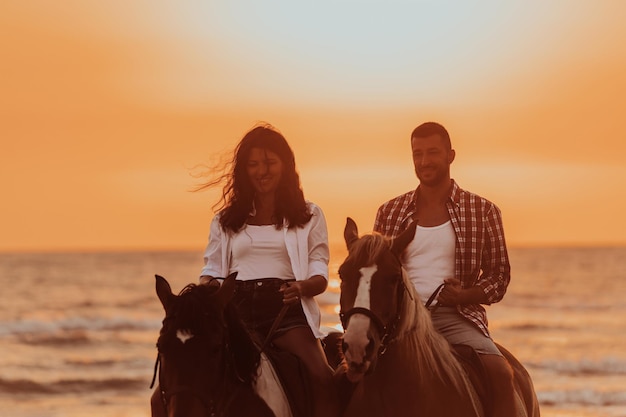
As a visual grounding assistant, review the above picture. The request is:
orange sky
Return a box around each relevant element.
[2,1,626,252]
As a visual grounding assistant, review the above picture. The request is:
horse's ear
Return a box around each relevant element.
[214,272,238,307]
[390,221,417,256]
[344,217,359,250]
[155,274,175,311]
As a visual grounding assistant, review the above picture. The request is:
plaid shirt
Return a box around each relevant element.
[374,180,510,337]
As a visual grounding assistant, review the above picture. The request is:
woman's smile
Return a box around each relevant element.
[247,147,283,195]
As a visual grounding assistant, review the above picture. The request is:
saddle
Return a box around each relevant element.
[451,344,493,417]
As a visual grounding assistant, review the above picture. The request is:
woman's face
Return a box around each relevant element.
[246,147,283,196]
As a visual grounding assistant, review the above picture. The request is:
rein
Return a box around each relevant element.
[425,283,445,312]
[260,303,289,353]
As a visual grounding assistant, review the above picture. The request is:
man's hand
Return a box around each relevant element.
[438,278,462,306]
[437,278,488,306]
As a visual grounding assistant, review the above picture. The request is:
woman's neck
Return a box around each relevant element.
[249,193,276,225]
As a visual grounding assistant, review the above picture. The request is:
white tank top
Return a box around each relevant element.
[401,220,456,305]
[229,224,295,281]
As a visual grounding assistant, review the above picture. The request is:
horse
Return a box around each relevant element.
[336,217,540,417]
[150,273,289,417]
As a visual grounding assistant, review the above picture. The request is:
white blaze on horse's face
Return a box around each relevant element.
[176,329,194,344]
[343,265,377,368]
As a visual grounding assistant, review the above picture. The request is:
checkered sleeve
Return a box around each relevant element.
[373,190,415,238]
[373,204,386,235]
[474,203,510,304]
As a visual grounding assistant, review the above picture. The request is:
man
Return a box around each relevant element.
[374,121,516,416]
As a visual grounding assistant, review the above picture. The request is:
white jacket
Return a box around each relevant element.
[200,202,329,338]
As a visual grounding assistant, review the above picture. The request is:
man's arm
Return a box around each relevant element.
[474,204,511,305]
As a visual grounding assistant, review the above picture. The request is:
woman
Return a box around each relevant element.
[198,123,338,417]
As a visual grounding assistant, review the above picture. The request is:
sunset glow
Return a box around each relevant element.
[2,1,625,251]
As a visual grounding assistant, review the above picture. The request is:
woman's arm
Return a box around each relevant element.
[200,215,225,280]
[306,203,330,282]
[281,275,327,304]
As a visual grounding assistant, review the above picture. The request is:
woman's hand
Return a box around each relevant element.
[279,275,328,304]
[280,281,303,305]
[199,275,220,288]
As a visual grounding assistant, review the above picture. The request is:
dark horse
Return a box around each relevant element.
[337,217,540,417]
[151,273,283,417]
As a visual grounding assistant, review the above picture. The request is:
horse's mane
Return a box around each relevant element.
[171,284,216,335]
[168,283,261,386]
[397,270,470,389]
[343,232,390,267]
[347,233,478,399]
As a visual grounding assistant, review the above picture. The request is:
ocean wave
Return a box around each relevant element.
[3,376,625,409]
[0,317,161,338]
[530,357,626,375]
[0,376,147,395]
[64,358,120,367]
[539,389,626,406]
[501,322,573,331]
[17,330,92,346]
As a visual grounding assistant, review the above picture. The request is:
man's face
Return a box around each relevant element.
[411,134,455,186]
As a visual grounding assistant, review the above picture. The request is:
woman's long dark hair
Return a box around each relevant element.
[195,123,312,232]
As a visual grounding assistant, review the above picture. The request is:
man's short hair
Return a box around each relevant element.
[411,122,451,150]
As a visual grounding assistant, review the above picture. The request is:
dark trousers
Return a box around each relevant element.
[233,278,308,342]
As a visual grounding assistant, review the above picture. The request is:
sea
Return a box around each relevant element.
[1,246,625,417]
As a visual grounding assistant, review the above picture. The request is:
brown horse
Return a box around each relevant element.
[337,217,540,417]
[150,273,279,417]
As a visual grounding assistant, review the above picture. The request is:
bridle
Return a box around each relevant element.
[151,308,240,417]
[150,279,285,417]
[339,257,413,357]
